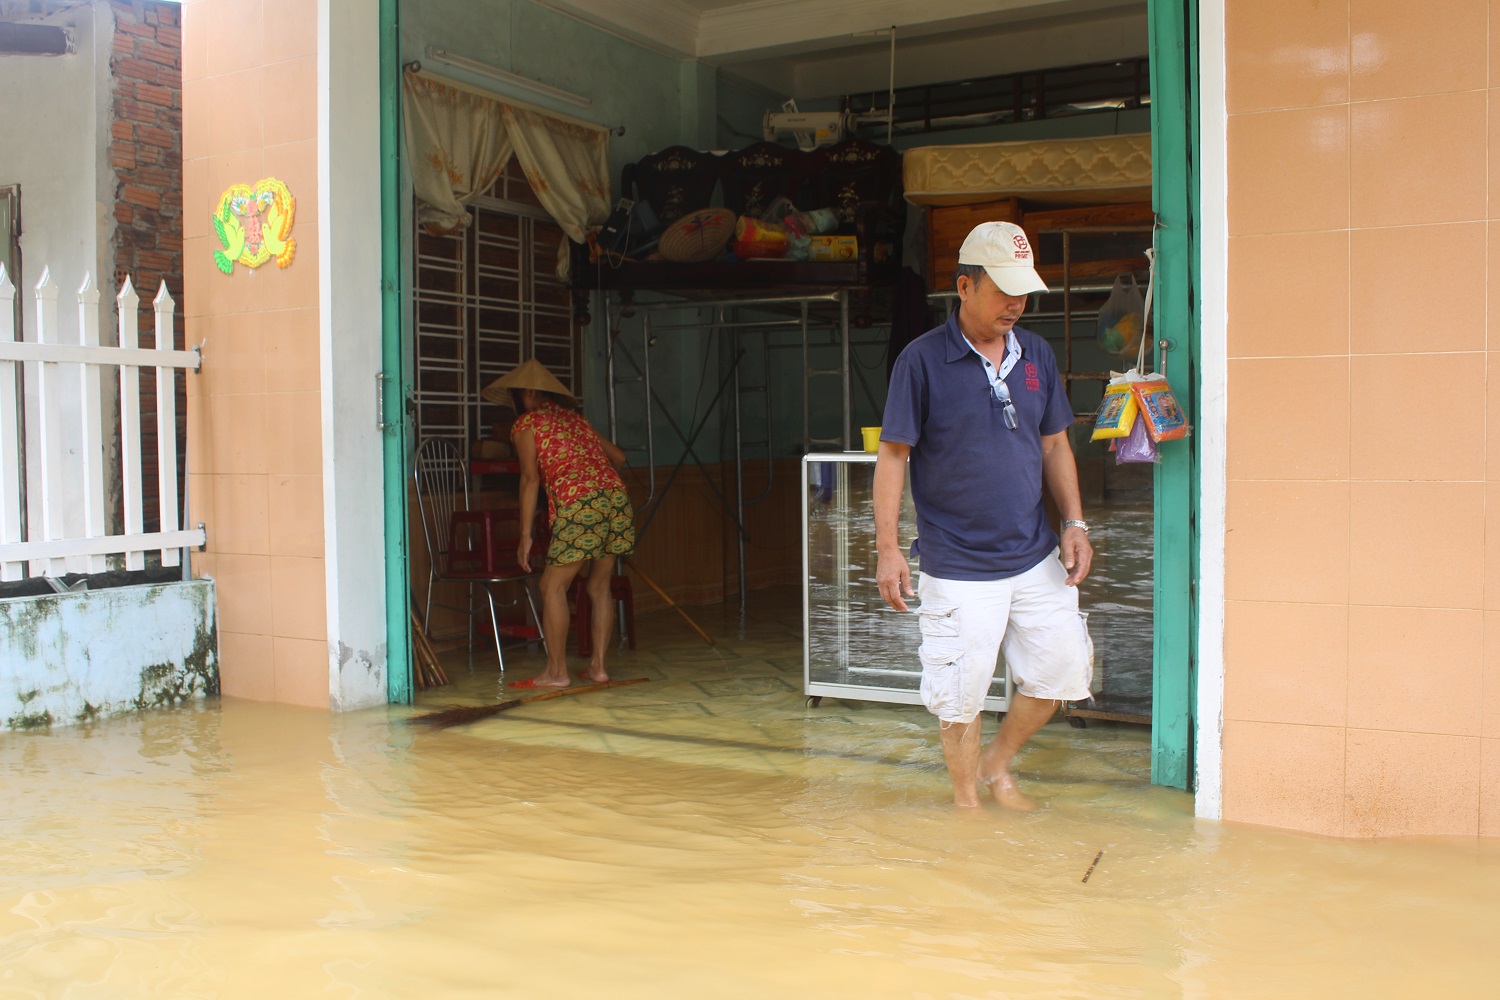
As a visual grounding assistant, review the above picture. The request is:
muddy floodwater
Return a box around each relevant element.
[2,588,1498,998]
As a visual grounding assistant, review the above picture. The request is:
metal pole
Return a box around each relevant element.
[840,291,852,451]
[605,295,617,440]
[632,291,840,313]
[642,318,807,331]
[731,312,747,615]
[1062,230,1073,374]
[800,300,810,453]
[642,310,656,511]
[887,27,896,144]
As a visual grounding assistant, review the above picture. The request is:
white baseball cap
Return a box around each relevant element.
[958,221,1049,296]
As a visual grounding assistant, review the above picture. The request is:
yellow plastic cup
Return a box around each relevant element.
[861,426,882,453]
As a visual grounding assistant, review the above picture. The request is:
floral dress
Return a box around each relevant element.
[512,401,635,564]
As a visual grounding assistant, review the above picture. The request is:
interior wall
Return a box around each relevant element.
[398,0,702,453]
[398,0,684,182]
[397,0,799,611]
[712,51,1154,466]
[393,1,1161,618]
[182,0,328,707]
[748,9,1150,99]
[1221,0,1498,837]
[716,71,782,149]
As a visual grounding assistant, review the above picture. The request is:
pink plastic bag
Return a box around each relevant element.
[1114,413,1159,464]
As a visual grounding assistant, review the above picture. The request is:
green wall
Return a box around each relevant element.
[401,0,683,175]
[399,0,717,464]
[398,1,1153,471]
[708,83,1153,464]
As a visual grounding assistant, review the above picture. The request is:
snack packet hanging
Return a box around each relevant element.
[1090,380,1139,441]
[1114,413,1159,463]
[1131,378,1189,441]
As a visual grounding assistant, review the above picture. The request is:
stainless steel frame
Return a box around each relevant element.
[604,289,873,615]
[801,452,1013,712]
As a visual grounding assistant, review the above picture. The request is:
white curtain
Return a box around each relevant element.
[402,71,612,276]
[500,105,611,245]
[402,73,513,233]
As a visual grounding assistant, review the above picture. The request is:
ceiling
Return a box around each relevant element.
[2,0,1149,101]
[535,0,1149,97]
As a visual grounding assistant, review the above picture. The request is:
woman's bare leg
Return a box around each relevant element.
[581,557,616,682]
[532,561,585,686]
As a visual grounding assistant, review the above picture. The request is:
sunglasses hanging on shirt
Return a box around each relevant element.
[991,378,1019,430]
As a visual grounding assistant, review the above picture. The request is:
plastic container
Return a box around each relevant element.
[861,426,882,453]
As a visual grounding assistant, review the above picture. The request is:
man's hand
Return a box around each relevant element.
[517,533,533,573]
[1059,525,1093,586]
[877,548,915,611]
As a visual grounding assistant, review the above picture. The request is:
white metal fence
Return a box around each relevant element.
[0,265,205,582]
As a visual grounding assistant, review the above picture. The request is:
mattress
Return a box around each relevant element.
[902,133,1152,206]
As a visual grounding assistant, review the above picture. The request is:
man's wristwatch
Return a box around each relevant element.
[1062,519,1089,533]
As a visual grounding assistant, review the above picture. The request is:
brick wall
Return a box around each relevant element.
[107,0,182,531]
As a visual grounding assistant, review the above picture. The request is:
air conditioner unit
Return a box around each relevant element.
[762,110,849,151]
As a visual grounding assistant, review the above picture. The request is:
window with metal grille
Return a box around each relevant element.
[411,159,578,454]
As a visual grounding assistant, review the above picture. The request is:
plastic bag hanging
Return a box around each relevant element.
[1090,244,1156,439]
[1129,241,1189,441]
[1114,412,1159,463]
[1096,273,1146,357]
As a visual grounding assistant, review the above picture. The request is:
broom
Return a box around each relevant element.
[409,607,449,689]
[410,677,649,730]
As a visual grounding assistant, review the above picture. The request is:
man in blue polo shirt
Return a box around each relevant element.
[875,221,1094,811]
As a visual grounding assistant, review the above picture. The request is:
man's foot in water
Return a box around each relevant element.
[984,770,1036,812]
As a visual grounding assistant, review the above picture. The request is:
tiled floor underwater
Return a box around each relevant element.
[409,584,1156,801]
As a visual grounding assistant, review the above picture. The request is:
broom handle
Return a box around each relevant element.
[501,677,646,709]
[624,559,716,647]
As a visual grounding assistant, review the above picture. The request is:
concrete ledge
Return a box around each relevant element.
[0,579,219,729]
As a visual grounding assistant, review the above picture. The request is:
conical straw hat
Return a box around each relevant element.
[482,359,575,406]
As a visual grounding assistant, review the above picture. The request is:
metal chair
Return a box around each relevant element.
[412,438,545,677]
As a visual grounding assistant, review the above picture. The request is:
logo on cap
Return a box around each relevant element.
[1011,233,1031,261]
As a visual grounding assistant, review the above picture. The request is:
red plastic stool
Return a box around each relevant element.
[571,573,637,657]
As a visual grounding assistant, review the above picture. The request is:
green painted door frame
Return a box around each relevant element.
[380,0,412,704]
[1147,0,1199,789]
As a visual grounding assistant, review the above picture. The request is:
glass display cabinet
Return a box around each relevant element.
[802,453,1012,711]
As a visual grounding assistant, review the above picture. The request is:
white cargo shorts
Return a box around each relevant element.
[915,550,1093,724]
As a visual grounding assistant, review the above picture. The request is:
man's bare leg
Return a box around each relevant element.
[532,562,585,686]
[978,693,1058,811]
[581,557,615,682]
[938,718,986,808]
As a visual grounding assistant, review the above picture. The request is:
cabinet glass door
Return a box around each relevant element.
[802,454,1010,711]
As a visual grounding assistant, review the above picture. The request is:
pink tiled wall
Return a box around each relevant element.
[180,0,328,707]
[1224,0,1499,836]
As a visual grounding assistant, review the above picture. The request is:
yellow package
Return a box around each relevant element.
[807,235,858,261]
[1090,381,1139,441]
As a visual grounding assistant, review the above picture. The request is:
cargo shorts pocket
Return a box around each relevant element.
[1080,611,1098,697]
[917,603,964,719]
